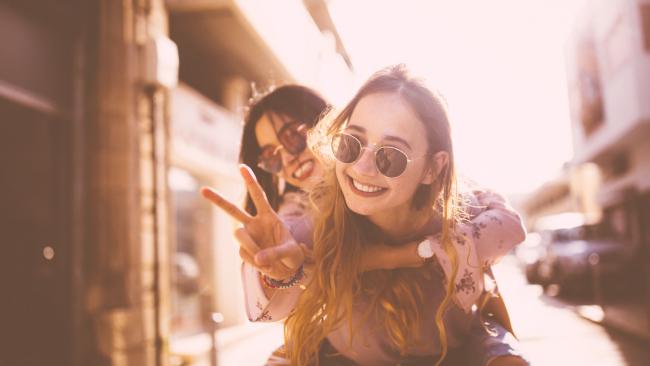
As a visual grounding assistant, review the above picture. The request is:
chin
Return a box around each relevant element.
[346,203,370,216]
[341,192,380,216]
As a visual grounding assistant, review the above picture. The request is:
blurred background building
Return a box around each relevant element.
[520,0,650,343]
[0,0,352,365]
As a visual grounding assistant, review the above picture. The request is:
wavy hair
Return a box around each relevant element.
[284,65,463,365]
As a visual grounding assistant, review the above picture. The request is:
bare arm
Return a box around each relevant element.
[360,241,423,271]
[201,165,307,322]
[360,190,525,271]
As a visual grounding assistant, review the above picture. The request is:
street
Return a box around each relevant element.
[496,256,650,365]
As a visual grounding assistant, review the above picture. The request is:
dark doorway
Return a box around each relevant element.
[0,99,70,366]
[0,1,78,365]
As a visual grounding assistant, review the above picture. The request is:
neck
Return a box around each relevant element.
[369,205,436,244]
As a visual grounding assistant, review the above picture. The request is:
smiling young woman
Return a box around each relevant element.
[263,66,527,366]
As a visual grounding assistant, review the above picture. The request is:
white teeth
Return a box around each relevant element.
[352,179,384,193]
[293,160,314,179]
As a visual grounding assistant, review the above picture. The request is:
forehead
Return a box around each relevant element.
[347,92,428,150]
[254,112,283,146]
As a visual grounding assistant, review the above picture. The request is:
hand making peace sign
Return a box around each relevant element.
[200,165,306,280]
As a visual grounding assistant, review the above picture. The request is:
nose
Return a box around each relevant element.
[279,147,299,166]
[351,147,377,177]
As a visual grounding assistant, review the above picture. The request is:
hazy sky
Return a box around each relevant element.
[329,0,588,195]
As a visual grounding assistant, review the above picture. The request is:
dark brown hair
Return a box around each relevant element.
[240,84,329,215]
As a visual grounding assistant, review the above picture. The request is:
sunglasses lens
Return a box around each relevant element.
[257,146,282,174]
[279,123,307,155]
[376,147,408,177]
[332,134,410,178]
[332,134,361,163]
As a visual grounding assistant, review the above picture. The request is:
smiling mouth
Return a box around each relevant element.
[291,159,315,180]
[347,174,387,196]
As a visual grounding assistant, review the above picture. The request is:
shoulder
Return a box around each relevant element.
[279,192,314,247]
[458,188,511,219]
[278,191,310,217]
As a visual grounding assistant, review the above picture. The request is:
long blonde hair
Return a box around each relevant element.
[285,65,463,365]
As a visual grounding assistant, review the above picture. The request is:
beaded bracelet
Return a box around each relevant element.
[261,265,305,289]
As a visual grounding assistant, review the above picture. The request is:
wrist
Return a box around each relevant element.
[261,265,305,289]
[416,238,434,264]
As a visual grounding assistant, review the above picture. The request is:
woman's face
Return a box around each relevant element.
[255,112,323,190]
[335,92,433,217]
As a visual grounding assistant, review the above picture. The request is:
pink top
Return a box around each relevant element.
[241,190,526,365]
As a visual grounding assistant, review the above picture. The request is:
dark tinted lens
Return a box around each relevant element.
[332,134,361,163]
[278,123,307,155]
[376,147,408,177]
[257,146,282,174]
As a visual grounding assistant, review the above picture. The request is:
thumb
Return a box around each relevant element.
[255,242,303,268]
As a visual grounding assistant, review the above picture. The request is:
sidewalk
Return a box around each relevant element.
[495,256,650,366]
[216,322,283,366]
[599,302,650,342]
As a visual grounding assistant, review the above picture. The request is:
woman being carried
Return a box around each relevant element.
[203,69,529,365]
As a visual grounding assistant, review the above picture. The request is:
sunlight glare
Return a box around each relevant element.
[329,0,589,195]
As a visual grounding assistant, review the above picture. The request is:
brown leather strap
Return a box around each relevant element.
[480,266,516,338]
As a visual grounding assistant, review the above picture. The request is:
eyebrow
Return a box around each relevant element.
[345,125,412,150]
[268,113,285,131]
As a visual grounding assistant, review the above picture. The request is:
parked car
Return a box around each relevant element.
[547,238,629,295]
[519,213,587,287]
[536,226,584,288]
[514,232,545,284]
[533,223,632,296]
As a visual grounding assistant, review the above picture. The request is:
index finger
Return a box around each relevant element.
[200,186,251,224]
[240,164,273,214]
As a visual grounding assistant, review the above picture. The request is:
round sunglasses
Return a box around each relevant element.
[331,133,425,178]
[257,121,307,174]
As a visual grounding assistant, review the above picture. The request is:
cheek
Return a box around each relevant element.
[385,169,425,200]
[335,161,344,176]
[388,168,423,190]
[279,169,291,183]
[311,160,324,178]
[335,164,346,187]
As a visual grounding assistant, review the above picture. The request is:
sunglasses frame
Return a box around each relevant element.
[257,118,308,174]
[331,132,425,178]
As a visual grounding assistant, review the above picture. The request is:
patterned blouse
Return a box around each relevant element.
[240,189,526,365]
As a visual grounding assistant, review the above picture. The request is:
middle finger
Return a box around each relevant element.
[240,165,274,214]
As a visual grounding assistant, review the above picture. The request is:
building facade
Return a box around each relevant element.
[0,0,352,365]
[165,0,353,363]
[564,0,650,339]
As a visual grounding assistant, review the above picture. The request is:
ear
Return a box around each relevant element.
[420,151,449,184]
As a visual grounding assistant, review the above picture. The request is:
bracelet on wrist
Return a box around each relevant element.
[261,265,305,289]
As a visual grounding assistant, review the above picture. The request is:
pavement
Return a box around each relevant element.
[216,322,284,366]
[214,256,650,365]
[490,256,650,365]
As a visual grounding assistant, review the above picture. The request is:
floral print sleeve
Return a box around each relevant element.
[241,262,304,322]
[241,196,314,322]
[427,189,526,312]
[467,189,527,266]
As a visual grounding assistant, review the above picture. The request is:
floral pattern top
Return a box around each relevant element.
[428,189,527,312]
[241,189,526,323]
[240,189,526,364]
